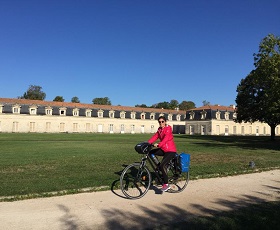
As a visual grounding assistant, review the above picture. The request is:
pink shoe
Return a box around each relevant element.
[161,184,170,192]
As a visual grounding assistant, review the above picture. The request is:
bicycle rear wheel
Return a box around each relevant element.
[167,169,189,193]
[120,163,152,199]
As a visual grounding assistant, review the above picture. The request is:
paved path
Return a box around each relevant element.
[0,170,279,230]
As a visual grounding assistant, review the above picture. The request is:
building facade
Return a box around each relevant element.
[185,105,280,136]
[0,98,186,134]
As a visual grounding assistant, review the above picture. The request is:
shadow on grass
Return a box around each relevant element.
[175,135,280,151]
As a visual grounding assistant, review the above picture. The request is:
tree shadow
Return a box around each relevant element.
[57,179,280,230]
[175,135,280,151]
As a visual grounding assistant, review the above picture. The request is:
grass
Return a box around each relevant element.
[0,133,279,201]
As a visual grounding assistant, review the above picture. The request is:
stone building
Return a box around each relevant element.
[0,98,186,134]
[185,105,280,136]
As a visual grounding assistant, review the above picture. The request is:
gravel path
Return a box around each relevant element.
[0,170,279,230]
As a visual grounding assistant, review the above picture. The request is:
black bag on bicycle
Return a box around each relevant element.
[134,142,152,154]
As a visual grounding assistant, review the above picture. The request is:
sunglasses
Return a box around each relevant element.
[158,120,165,123]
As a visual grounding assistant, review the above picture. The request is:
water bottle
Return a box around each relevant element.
[151,154,160,165]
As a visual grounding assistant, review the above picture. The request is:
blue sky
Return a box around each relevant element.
[1,0,279,108]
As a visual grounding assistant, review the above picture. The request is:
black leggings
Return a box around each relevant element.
[149,149,176,184]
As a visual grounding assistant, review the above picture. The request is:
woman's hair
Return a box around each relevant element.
[158,116,167,122]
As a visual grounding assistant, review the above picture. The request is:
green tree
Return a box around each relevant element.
[135,104,148,108]
[19,85,46,100]
[202,100,210,106]
[179,101,196,110]
[235,34,280,140]
[152,101,170,109]
[92,97,111,105]
[71,96,80,103]
[169,99,179,110]
[53,96,64,102]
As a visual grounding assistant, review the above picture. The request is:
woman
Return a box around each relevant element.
[148,116,177,192]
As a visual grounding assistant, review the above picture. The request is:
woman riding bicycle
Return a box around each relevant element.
[148,116,177,192]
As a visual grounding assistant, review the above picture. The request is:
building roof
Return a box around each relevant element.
[0,97,185,114]
[187,104,236,112]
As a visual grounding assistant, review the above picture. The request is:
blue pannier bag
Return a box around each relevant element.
[179,153,190,172]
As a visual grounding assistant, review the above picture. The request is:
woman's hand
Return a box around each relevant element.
[153,143,159,148]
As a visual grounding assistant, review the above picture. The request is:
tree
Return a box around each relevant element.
[152,101,170,109]
[71,96,80,103]
[92,97,111,105]
[53,96,64,102]
[235,34,280,140]
[202,100,210,106]
[135,104,148,108]
[19,85,46,100]
[169,99,179,110]
[179,101,196,110]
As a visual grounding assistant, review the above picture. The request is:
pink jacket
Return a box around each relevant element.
[148,125,177,153]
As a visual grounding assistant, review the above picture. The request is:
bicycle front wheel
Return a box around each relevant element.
[120,163,152,199]
[167,169,189,193]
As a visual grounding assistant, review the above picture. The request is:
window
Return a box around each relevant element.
[98,110,104,118]
[86,123,91,132]
[120,111,126,119]
[189,111,195,120]
[276,127,279,135]
[73,123,78,132]
[59,107,66,116]
[256,126,259,136]
[189,125,194,135]
[29,106,37,115]
[241,126,245,135]
[168,114,172,121]
[141,112,145,119]
[131,112,136,119]
[141,125,145,133]
[12,121,19,132]
[109,110,115,118]
[263,127,266,135]
[225,125,229,135]
[46,122,51,132]
[216,125,220,135]
[12,105,21,114]
[233,112,237,119]
[131,124,135,133]
[216,111,221,120]
[150,113,155,120]
[60,123,65,132]
[176,114,181,121]
[85,109,92,117]
[224,112,229,120]
[109,124,114,133]
[151,125,155,133]
[249,126,252,134]
[45,107,53,115]
[121,124,125,133]
[201,110,207,119]
[0,104,3,113]
[233,126,237,134]
[73,108,79,116]
[29,122,36,132]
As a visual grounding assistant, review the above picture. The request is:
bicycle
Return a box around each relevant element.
[120,142,190,199]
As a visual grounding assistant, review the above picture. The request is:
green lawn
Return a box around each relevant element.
[0,133,279,200]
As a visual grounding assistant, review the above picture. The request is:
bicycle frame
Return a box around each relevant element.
[140,152,168,185]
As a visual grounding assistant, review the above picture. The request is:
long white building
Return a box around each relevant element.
[0,98,186,134]
[185,105,279,136]
[1,98,278,136]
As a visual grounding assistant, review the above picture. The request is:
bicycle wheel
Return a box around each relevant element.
[120,163,152,199]
[167,167,189,193]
